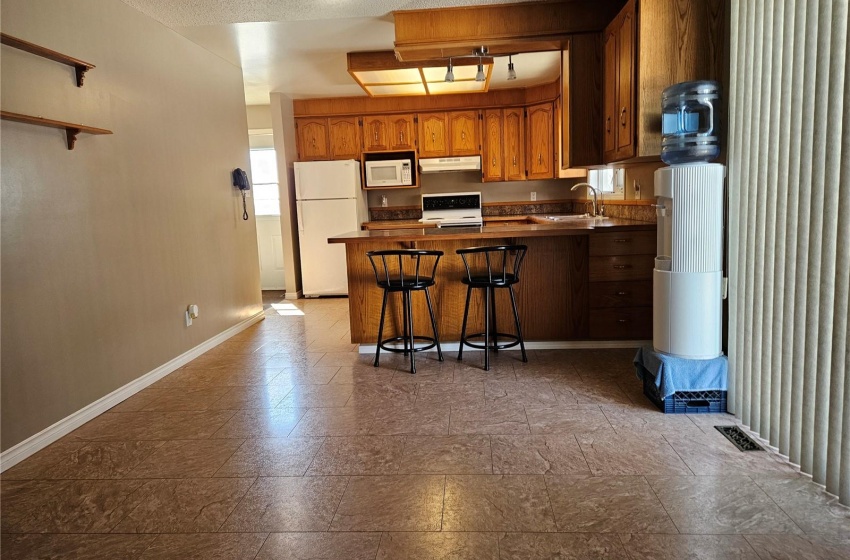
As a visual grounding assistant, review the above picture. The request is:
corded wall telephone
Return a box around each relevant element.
[232,168,250,220]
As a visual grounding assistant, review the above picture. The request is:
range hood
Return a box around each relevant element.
[419,156,481,173]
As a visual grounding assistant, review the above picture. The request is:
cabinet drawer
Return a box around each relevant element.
[590,230,655,256]
[589,255,654,282]
[589,280,652,308]
[589,306,652,339]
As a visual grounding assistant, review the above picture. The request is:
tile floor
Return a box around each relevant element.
[2,298,850,559]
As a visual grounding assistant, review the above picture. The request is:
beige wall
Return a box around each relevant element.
[246,105,273,130]
[0,0,262,451]
[270,93,302,296]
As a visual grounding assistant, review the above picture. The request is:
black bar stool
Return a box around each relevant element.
[366,249,444,374]
[456,245,528,371]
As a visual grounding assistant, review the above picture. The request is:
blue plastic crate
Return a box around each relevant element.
[639,364,727,414]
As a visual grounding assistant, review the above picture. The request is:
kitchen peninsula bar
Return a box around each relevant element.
[329,218,657,345]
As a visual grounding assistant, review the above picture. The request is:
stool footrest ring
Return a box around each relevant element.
[379,335,439,354]
[460,332,522,351]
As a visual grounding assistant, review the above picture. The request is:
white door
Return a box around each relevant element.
[297,198,358,296]
[256,216,286,289]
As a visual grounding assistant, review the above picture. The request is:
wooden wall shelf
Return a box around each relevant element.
[1,111,112,150]
[1,33,96,87]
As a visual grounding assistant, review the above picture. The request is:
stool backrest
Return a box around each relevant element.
[366,249,443,287]
[456,245,528,283]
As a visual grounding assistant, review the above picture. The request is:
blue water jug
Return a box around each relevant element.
[661,80,720,165]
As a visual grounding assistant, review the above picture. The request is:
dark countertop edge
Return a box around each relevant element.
[329,220,656,244]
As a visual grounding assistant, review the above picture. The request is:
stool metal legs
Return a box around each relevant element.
[425,288,444,362]
[374,288,443,374]
[458,285,527,371]
[457,285,473,362]
[508,285,528,363]
[374,290,389,367]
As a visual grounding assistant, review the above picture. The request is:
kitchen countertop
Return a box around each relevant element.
[332,216,655,243]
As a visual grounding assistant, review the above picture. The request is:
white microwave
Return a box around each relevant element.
[364,159,413,187]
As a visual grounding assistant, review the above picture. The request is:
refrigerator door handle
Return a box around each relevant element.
[297,201,304,232]
[294,167,302,200]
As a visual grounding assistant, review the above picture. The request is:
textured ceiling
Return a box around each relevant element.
[120,0,537,27]
[119,0,559,105]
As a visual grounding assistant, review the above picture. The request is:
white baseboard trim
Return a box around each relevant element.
[285,290,303,300]
[0,310,265,472]
[357,340,650,353]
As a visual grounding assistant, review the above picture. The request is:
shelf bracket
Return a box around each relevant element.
[66,127,81,150]
[74,65,89,87]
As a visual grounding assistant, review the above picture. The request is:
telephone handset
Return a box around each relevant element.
[232,168,250,220]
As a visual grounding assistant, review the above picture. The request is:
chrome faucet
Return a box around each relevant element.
[571,182,599,217]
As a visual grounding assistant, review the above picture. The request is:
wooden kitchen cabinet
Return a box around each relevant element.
[588,230,655,339]
[417,112,448,157]
[362,115,389,152]
[603,0,724,163]
[526,102,555,180]
[448,110,479,156]
[295,118,330,161]
[482,109,504,182]
[387,114,416,150]
[504,107,525,181]
[328,116,361,160]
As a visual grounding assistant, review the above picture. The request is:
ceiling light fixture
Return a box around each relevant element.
[445,58,454,82]
[507,55,517,80]
[475,58,486,82]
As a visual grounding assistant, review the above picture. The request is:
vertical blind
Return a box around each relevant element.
[727,0,850,505]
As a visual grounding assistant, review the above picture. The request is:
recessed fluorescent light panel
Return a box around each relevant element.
[348,51,492,97]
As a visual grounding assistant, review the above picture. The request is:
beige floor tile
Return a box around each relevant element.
[525,405,612,435]
[646,475,802,534]
[214,437,323,477]
[1,480,63,532]
[576,433,693,475]
[205,368,286,387]
[551,378,633,405]
[377,532,499,560]
[663,430,798,476]
[514,361,580,382]
[42,441,164,479]
[751,474,850,540]
[70,410,237,441]
[315,352,379,368]
[600,404,704,436]
[307,340,360,353]
[221,476,348,532]
[289,407,375,436]
[279,384,354,407]
[206,384,293,409]
[330,475,445,531]
[150,369,224,389]
[264,353,326,369]
[346,381,419,408]
[499,532,630,560]
[4,479,147,533]
[127,439,244,478]
[270,366,342,385]
[417,382,485,407]
[368,404,451,436]
[112,478,254,533]
[256,532,381,560]
[211,408,306,439]
[139,387,231,411]
[306,436,405,475]
[442,474,556,532]
[744,534,850,559]
[331,365,396,384]
[109,388,171,412]
[453,358,518,382]
[0,534,157,560]
[397,435,492,474]
[619,534,761,560]
[545,475,678,533]
[139,533,268,560]
[484,380,558,407]
[491,434,591,475]
[450,402,530,435]
[1,441,88,480]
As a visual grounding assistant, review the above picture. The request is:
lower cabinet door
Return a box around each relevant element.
[588,306,652,339]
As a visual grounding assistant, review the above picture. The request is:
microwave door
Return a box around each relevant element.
[370,164,399,185]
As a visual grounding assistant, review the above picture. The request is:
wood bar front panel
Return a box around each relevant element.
[345,236,588,343]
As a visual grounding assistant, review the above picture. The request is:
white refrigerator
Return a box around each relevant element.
[294,160,367,297]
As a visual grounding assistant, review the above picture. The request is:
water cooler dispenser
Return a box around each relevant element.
[653,81,725,359]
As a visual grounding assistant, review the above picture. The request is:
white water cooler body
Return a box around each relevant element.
[653,163,725,359]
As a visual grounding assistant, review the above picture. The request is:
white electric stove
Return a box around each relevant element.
[419,192,483,228]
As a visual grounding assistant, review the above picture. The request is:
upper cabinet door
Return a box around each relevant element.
[526,102,554,180]
[482,109,503,182]
[296,118,329,161]
[616,4,635,157]
[418,112,449,158]
[503,107,525,181]
[387,114,416,151]
[448,110,479,156]
[328,117,361,160]
[602,29,618,159]
[362,116,389,152]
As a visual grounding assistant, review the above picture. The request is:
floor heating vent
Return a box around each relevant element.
[715,426,763,451]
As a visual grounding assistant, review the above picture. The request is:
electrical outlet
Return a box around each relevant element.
[185,311,193,327]
[530,191,537,201]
